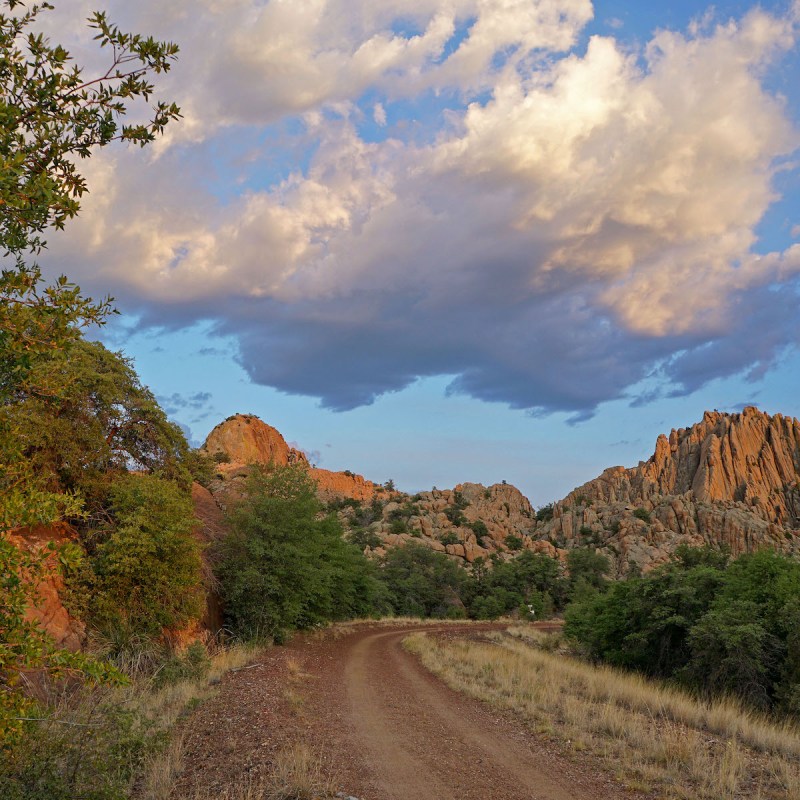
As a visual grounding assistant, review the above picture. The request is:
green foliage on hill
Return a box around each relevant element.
[466,551,566,619]
[377,542,468,618]
[565,546,800,713]
[217,466,384,640]
[5,339,191,504]
[0,0,183,754]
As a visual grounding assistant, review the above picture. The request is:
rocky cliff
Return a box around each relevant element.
[9,523,86,651]
[340,482,563,564]
[536,407,800,575]
[203,414,381,505]
[201,414,557,564]
[562,407,800,526]
[204,414,309,468]
[200,408,800,574]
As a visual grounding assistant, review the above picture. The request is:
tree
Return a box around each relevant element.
[566,548,610,599]
[0,0,182,528]
[5,339,190,508]
[217,466,380,640]
[0,0,180,743]
[88,474,204,636]
[378,543,468,618]
[0,0,180,394]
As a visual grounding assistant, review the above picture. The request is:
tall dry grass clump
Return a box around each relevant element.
[405,628,800,799]
[182,743,337,800]
[0,639,261,800]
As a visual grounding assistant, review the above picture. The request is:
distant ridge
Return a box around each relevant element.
[538,407,800,574]
[199,408,800,575]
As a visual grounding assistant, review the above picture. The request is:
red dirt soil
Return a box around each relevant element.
[173,623,639,799]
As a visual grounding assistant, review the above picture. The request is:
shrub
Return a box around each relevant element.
[377,543,468,618]
[153,641,211,688]
[218,466,381,639]
[505,534,523,551]
[88,474,204,637]
[347,527,382,550]
[535,503,554,522]
[439,532,460,546]
[632,507,651,523]
[444,506,467,526]
[389,518,408,535]
[451,490,469,510]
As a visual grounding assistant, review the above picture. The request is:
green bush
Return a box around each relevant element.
[564,547,800,713]
[444,506,467,526]
[218,466,382,639]
[465,550,565,619]
[505,534,523,551]
[153,642,211,688]
[0,689,162,800]
[389,518,408,534]
[377,543,468,618]
[89,474,204,636]
[535,503,554,522]
[439,532,460,546]
[632,507,651,523]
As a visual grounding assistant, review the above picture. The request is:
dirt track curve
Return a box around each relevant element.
[175,624,634,800]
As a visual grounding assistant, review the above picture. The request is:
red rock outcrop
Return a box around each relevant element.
[204,414,309,468]
[203,414,381,503]
[8,523,85,651]
[311,468,378,502]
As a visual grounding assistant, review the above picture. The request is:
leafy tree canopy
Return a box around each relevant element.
[217,466,382,640]
[4,338,191,511]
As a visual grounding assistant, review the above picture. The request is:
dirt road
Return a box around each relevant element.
[175,624,633,799]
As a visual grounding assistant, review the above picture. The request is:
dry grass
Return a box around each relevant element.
[182,743,338,800]
[404,628,800,799]
[136,642,261,800]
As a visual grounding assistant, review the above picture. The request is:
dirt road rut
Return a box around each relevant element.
[176,624,632,799]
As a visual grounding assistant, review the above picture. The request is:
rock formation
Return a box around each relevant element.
[202,413,381,505]
[562,407,800,526]
[9,523,86,651]
[195,407,800,577]
[536,407,800,575]
[204,414,309,468]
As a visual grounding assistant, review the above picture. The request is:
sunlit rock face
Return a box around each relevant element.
[200,409,800,575]
[562,408,800,526]
[539,408,800,575]
[9,523,86,651]
[203,414,308,469]
[202,413,380,506]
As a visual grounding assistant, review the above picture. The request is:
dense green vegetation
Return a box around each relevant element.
[217,466,385,641]
[565,546,800,714]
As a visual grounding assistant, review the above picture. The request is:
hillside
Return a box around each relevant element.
[537,407,800,574]
[201,414,562,566]
[201,407,800,576]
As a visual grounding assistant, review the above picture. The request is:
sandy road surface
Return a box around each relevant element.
[175,624,633,800]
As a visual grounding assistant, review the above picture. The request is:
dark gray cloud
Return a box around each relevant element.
[157,391,213,417]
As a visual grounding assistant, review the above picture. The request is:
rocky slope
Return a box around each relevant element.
[201,414,559,564]
[203,414,381,506]
[200,408,800,574]
[537,407,800,574]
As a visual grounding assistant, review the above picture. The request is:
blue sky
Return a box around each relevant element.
[39,0,800,504]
